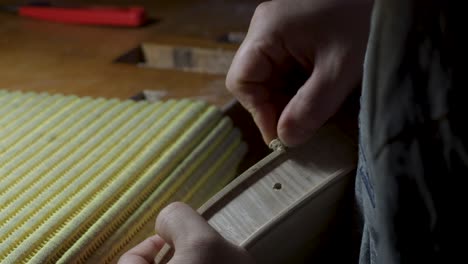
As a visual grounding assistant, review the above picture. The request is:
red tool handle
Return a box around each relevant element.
[18,6,147,27]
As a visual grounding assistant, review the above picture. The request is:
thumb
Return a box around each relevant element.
[155,202,220,250]
[155,202,255,264]
[277,65,353,146]
[155,202,223,264]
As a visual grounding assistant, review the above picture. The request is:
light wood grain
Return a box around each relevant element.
[142,43,236,75]
[156,124,357,264]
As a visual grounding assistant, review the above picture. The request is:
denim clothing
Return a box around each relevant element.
[357,1,468,263]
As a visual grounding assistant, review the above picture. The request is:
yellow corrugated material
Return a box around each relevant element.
[0,90,247,263]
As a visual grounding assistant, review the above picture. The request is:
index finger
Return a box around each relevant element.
[226,38,279,144]
[226,2,295,144]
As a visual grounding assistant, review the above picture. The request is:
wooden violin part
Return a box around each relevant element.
[156,123,357,264]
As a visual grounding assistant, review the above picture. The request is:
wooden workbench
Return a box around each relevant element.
[0,0,270,171]
[0,0,261,105]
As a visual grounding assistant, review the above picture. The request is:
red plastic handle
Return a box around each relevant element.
[18,6,147,27]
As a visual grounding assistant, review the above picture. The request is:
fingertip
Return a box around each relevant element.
[277,70,340,147]
[277,105,317,147]
[150,235,166,250]
[257,117,276,146]
[277,119,311,147]
[118,235,165,264]
[249,103,278,146]
[262,133,276,147]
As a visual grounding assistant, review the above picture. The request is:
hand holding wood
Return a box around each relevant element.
[118,202,254,264]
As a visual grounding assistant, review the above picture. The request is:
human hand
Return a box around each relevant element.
[226,0,372,146]
[118,202,254,264]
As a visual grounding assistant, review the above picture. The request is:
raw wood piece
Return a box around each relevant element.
[141,43,236,75]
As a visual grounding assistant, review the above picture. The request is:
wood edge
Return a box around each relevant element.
[154,244,172,264]
[155,149,286,263]
[198,148,286,216]
[240,165,356,249]
[219,99,270,174]
[141,37,239,51]
[220,98,238,114]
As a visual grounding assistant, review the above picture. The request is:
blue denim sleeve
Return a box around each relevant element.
[357,1,468,263]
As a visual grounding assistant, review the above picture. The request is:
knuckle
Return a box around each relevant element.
[253,1,274,20]
[156,202,186,231]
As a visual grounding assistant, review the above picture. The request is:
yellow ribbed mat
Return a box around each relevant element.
[0,90,247,264]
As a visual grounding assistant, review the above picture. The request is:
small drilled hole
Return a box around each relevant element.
[273,183,282,190]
